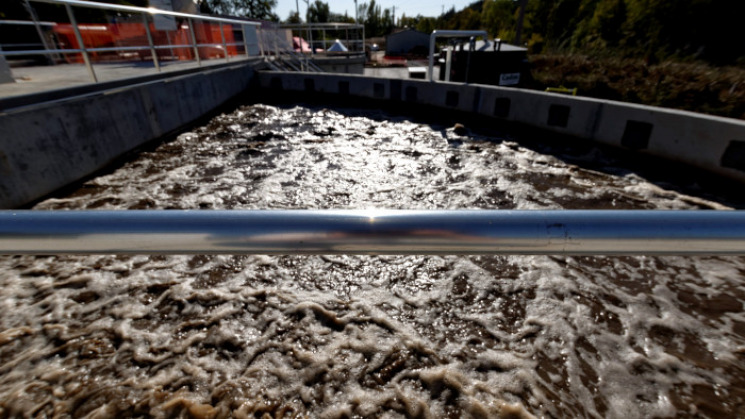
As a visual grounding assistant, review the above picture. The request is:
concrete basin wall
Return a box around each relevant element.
[0,62,256,208]
[2,65,744,208]
[259,71,745,184]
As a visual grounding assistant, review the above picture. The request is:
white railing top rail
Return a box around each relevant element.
[26,0,260,27]
[280,23,363,30]
[0,19,56,26]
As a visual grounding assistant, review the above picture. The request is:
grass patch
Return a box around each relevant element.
[525,54,745,119]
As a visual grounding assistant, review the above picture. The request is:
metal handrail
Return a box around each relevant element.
[28,0,260,27]
[0,20,56,26]
[279,22,365,54]
[0,43,247,57]
[1,210,745,255]
[0,0,262,82]
[260,27,322,72]
[281,23,363,29]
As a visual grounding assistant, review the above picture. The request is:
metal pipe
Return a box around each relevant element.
[256,26,265,58]
[28,0,260,27]
[219,22,229,62]
[65,3,97,82]
[465,36,474,84]
[142,14,160,71]
[515,0,528,46]
[0,44,250,57]
[188,18,200,66]
[0,49,83,56]
[445,47,452,82]
[22,0,54,64]
[428,30,488,82]
[1,210,745,255]
[87,46,158,52]
[242,24,250,57]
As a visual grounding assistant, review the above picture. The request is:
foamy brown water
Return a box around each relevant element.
[1,104,745,418]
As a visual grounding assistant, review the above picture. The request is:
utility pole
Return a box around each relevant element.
[515,0,528,46]
[354,0,358,23]
[22,0,53,64]
[392,6,395,27]
[302,0,314,54]
[296,0,300,22]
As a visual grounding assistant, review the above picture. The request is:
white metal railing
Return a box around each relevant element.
[0,0,261,83]
[254,22,365,73]
[279,22,365,54]
[1,210,745,255]
[259,24,322,72]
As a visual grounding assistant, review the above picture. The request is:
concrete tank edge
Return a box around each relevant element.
[1,66,743,208]
[258,71,745,184]
[0,62,257,209]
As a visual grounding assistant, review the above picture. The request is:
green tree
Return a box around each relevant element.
[399,13,418,29]
[415,17,436,34]
[307,0,330,23]
[365,0,381,36]
[357,0,395,37]
[482,0,516,40]
[458,8,481,30]
[198,0,278,20]
[329,12,355,23]
[286,11,301,23]
[381,8,394,34]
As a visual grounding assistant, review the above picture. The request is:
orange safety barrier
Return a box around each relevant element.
[53,22,238,64]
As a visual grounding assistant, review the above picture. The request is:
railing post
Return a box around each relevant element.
[257,26,265,57]
[242,25,250,58]
[142,13,160,72]
[23,0,54,64]
[219,22,229,62]
[309,26,314,55]
[65,3,97,82]
[188,18,201,66]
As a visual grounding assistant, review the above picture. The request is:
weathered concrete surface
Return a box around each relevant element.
[0,61,256,208]
[0,58,253,99]
[259,71,745,183]
[3,66,744,208]
[0,55,13,84]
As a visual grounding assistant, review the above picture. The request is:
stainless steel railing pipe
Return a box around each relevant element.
[1,210,745,255]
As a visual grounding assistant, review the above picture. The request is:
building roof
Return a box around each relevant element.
[327,39,348,52]
[444,39,527,53]
[386,28,429,40]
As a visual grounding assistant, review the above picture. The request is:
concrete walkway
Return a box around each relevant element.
[0,57,440,101]
[0,57,249,99]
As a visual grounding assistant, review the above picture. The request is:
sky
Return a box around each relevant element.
[274,0,476,21]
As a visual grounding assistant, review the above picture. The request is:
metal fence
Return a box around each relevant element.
[0,0,261,83]
[280,22,365,54]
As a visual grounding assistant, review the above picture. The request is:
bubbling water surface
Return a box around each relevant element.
[1,104,745,418]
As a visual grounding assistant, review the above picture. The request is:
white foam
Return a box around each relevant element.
[0,104,742,417]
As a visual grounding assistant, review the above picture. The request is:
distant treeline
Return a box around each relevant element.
[400,0,744,65]
[3,0,742,64]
